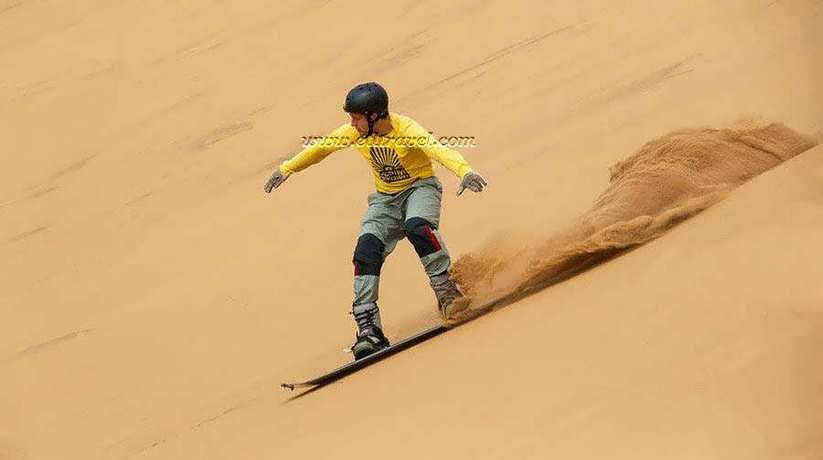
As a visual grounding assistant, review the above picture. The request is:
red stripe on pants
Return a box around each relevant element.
[423,226,442,252]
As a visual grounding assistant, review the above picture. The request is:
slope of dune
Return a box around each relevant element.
[180,144,823,460]
[453,120,817,312]
[1,1,822,459]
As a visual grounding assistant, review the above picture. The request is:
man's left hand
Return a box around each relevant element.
[457,171,487,196]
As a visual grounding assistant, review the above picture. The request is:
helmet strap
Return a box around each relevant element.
[366,112,376,137]
[365,111,388,137]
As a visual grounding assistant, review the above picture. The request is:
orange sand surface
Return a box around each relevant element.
[1,1,822,458]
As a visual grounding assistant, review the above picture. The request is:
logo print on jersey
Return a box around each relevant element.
[369,146,411,183]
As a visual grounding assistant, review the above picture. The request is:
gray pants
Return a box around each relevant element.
[352,177,451,308]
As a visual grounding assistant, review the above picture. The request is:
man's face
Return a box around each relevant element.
[348,112,369,136]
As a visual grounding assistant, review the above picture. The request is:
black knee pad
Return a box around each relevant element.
[353,233,385,276]
[404,217,441,258]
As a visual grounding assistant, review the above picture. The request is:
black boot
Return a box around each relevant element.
[351,302,390,359]
[351,326,390,360]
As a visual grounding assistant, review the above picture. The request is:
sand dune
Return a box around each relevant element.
[1,1,822,459]
[453,120,817,312]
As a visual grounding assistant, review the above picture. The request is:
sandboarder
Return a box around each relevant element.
[264,82,487,359]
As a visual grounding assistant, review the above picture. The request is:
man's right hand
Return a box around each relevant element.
[264,168,289,193]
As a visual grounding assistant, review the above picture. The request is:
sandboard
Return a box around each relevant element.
[281,325,447,391]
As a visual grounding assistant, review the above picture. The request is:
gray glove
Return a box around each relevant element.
[457,171,487,196]
[263,168,289,193]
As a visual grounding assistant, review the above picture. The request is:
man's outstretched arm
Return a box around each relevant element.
[264,123,356,193]
[406,119,487,196]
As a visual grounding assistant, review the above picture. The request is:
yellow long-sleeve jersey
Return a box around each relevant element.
[279,112,474,194]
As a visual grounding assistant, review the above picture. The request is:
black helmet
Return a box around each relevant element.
[344,82,389,136]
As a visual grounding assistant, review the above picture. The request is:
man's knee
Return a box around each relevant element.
[353,233,385,276]
[404,217,441,258]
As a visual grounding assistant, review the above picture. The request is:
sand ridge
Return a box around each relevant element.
[453,120,818,311]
